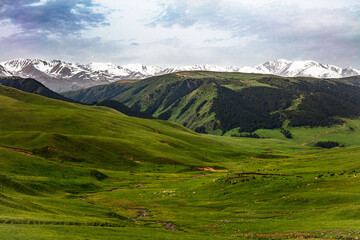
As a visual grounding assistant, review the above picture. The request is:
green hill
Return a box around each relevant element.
[0,76,72,102]
[95,99,154,119]
[0,76,155,120]
[0,85,242,168]
[63,72,360,135]
[2,85,360,239]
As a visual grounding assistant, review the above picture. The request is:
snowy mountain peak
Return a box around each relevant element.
[2,59,35,72]
[175,64,227,72]
[252,59,353,78]
[341,66,360,77]
[122,63,163,76]
[86,62,131,76]
[255,59,292,75]
[122,63,145,71]
[87,62,119,71]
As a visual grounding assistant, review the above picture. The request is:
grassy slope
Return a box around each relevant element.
[1,85,248,168]
[0,76,71,102]
[63,72,360,135]
[2,85,360,239]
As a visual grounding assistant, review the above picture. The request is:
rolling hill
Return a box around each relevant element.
[0,84,234,168]
[0,76,157,119]
[63,72,360,135]
[2,81,360,239]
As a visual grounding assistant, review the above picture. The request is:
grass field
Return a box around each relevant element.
[1,85,360,239]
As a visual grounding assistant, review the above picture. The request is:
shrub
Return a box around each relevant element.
[232,133,262,138]
[281,129,293,139]
[315,141,343,149]
[90,170,108,181]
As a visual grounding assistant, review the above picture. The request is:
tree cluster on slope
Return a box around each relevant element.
[315,141,343,149]
[211,86,293,132]
[281,129,293,139]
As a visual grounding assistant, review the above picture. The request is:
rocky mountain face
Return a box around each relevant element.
[0,58,359,92]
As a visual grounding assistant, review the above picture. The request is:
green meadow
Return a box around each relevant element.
[1,85,360,239]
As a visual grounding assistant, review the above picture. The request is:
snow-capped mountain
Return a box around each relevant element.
[86,62,131,76]
[0,58,359,92]
[122,63,164,76]
[0,59,140,92]
[253,59,360,78]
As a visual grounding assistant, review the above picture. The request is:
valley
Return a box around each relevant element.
[1,77,360,239]
[1,0,359,238]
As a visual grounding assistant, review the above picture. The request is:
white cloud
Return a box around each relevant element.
[27,0,50,7]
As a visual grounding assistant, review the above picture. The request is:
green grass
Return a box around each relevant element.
[154,82,220,132]
[2,85,360,239]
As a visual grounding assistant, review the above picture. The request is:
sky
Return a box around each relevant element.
[0,0,359,67]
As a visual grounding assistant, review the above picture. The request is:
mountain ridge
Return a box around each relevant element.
[0,58,359,92]
[63,71,360,135]
[0,76,72,102]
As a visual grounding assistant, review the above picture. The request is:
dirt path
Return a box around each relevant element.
[197,167,216,172]
[156,221,179,231]
[132,209,179,231]
[132,209,148,221]
[301,124,346,146]
[0,146,34,157]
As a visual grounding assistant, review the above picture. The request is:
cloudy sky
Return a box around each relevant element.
[0,0,359,67]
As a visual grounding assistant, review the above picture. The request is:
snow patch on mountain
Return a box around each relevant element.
[86,62,130,76]
[0,65,12,76]
[238,66,261,74]
[122,64,163,76]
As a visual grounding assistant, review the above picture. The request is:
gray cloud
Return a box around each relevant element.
[0,31,129,63]
[0,0,115,63]
[0,0,359,67]
[0,0,108,35]
[149,1,360,66]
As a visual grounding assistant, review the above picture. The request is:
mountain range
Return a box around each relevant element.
[0,58,359,92]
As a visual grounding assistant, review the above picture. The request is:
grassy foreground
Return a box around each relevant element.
[1,85,360,239]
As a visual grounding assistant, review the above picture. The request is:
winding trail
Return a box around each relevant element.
[0,146,34,157]
[301,124,346,146]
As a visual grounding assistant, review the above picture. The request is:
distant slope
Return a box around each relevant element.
[64,72,360,134]
[0,76,72,102]
[95,99,154,119]
[63,80,132,104]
